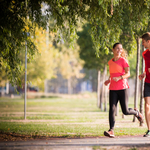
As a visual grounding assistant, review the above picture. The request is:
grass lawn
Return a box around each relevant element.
[0,93,147,140]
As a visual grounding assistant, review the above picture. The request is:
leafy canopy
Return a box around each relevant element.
[1,0,150,85]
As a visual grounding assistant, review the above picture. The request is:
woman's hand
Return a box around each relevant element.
[148,68,150,73]
[112,76,121,82]
[104,79,110,86]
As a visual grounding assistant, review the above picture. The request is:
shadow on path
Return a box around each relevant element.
[0,136,150,150]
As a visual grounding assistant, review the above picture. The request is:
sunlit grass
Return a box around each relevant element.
[0,94,147,137]
[0,122,146,137]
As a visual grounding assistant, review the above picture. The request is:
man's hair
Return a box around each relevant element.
[141,32,150,41]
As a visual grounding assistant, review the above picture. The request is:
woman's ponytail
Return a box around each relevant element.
[121,49,128,60]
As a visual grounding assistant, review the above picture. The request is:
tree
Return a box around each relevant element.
[113,1,149,122]
[139,45,145,126]
[77,24,111,110]
[56,44,84,94]
[0,67,8,96]
[16,24,60,91]
[27,26,59,90]
[1,0,150,85]
[0,0,38,85]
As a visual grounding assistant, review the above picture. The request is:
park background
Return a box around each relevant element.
[0,0,149,141]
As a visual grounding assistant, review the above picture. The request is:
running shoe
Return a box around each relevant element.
[143,130,150,137]
[104,129,115,138]
[134,108,144,123]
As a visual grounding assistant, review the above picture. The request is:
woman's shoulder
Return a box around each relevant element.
[108,59,113,64]
[120,57,128,63]
[119,57,129,67]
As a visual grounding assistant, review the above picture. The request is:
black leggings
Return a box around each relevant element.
[109,89,137,130]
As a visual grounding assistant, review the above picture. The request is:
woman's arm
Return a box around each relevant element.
[104,76,111,86]
[112,67,130,82]
[121,67,130,79]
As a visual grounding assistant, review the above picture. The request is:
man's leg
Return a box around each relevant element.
[143,82,150,137]
[145,97,150,130]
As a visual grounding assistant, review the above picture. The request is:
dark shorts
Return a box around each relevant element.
[144,82,150,97]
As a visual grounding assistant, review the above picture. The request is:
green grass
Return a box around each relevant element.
[0,94,147,138]
[0,122,146,137]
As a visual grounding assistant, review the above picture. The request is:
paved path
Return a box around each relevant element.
[0,136,150,150]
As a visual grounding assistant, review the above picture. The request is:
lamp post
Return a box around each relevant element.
[24,32,30,120]
[24,40,27,120]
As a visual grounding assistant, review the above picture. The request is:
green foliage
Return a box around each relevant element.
[56,43,84,80]
[0,0,40,86]
[118,0,149,54]
[0,66,7,87]
[17,25,59,91]
[128,43,144,78]
[1,0,150,85]
[77,24,112,71]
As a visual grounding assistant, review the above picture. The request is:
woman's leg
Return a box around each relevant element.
[119,89,137,115]
[109,90,118,130]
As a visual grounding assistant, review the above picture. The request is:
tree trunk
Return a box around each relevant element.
[0,87,5,97]
[6,82,9,94]
[133,37,140,122]
[44,79,48,93]
[68,77,72,94]
[139,45,145,126]
[100,65,107,111]
[104,65,107,112]
[97,70,101,108]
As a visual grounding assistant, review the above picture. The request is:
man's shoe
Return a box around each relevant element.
[134,108,144,123]
[104,129,115,138]
[143,130,150,137]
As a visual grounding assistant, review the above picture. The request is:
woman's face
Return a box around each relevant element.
[112,44,122,57]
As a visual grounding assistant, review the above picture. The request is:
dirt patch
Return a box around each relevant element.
[0,132,34,142]
[0,132,66,142]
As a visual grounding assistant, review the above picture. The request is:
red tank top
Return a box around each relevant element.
[142,49,150,83]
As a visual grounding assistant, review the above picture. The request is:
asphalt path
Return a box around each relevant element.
[0,136,150,150]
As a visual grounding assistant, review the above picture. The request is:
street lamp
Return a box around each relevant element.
[24,32,30,120]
